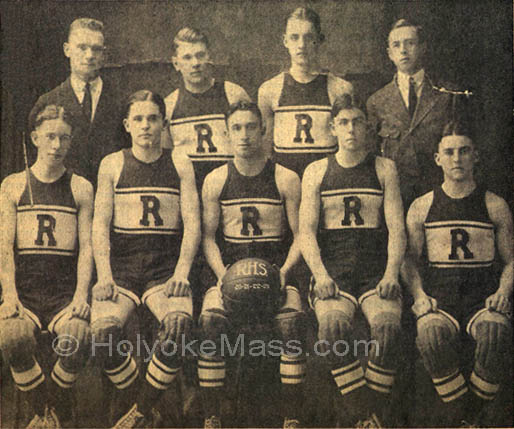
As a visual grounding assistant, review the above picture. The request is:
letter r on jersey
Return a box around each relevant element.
[194,123,217,153]
[341,196,364,226]
[240,206,263,236]
[449,228,474,260]
[293,114,315,143]
[140,195,164,227]
[35,214,57,246]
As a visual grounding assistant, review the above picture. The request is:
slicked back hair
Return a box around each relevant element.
[30,104,71,132]
[330,93,366,119]
[68,17,104,41]
[285,7,325,42]
[226,101,263,127]
[389,18,424,44]
[172,27,209,55]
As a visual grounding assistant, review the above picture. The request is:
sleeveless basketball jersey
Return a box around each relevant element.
[112,149,182,257]
[169,80,231,189]
[318,154,387,276]
[15,170,78,290]
[219,160,288,266]
[424,185,495,272]
[273,72,336,176]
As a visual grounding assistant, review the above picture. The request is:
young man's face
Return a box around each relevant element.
[435,135,477,182]
[388,25,424,75]
[64,28,105,81]
[227,110,263,159]
[283,18,320,67]
[331,108,367,152]
[123,101,165,149]
[32,118,73,166]
[173,41,211,86]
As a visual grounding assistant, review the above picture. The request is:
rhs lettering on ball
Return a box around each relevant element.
[234,260,268,277]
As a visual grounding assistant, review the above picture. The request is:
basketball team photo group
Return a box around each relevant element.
[0,1,512,428]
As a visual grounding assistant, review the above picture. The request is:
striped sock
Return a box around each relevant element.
[280,354,306,385]
[332,360,366,396]
[51,358,79,389]
[198,355,225,388]
[365,361,396,394]
[11,361,45,392]
[432,369,468,402]
[469,370,499,401]
[145,354,180,390]
[104,354,139,390]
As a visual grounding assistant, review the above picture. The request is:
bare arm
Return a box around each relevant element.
[376,157,406,298]
[276,165,301,286]
[0,175,22,310]
[173,149,201,280]
[257,81,275,159]
[92,155,117,289]
[485,192,513,313]
[69,175,94,318]
[299,160,336,299]
[202,167,227,282]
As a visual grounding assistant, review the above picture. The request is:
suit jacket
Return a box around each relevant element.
[367,74,452,207]
[31,76,122,186]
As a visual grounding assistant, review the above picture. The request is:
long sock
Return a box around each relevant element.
[11,360,46,416]
[280,354,306,420]
[331,359,368,424]
[198,354,225,418]
[365,360,396,422]
[432,369,469,426]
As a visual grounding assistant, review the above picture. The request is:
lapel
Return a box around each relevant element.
[382,77,411,129]
[409,77,439,132]
[91,77,106,128]
[61,77,87,122]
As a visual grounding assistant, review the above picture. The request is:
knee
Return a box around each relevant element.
[317,310,352,344]
[275,309,306,343]
[56,318,91,370]
[474,318,512,372]
[199,309,229,343]
[91,316,123,343]
[0,317,36,365]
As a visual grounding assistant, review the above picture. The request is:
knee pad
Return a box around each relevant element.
[317,310,352,345]
[56,318,91,370]
[369,313,401,367]
[416,312,459,377]
[199,309,230,343]
[474,320,512,379]
[275,309,306,344]
[90,316,123,362]
[158,311,193,346]
[0,317,36,364]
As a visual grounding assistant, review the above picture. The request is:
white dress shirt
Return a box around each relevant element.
[397,69,424,111]
[70,75,103,121]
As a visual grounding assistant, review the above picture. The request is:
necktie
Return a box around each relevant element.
[408,76,417,118]
[83,82,92,122]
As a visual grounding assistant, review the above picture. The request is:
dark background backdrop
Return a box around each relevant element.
[1,0,512,204]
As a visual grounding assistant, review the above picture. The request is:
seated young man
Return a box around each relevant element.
[0,104,94,428]
[91,90,200,428]
[299,94,406,428]
[198,101,306,429]
[402,120,513,427]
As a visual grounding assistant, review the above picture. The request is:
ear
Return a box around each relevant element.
[31,130,39,147]
[261,124,266,136]
[163,118,169,129]
[387,46,394,63]
[434,152,441,167]
[63,42,70,58]
[123,118,130,133]
[282,33,288,49]
[171,55,179,72]
[473,150,479,164]
[329,120,336,137]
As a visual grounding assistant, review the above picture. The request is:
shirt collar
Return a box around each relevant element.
[397,69,425,90]
[70,74,102,94]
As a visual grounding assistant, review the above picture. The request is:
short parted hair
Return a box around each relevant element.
[330,93,366,119]
[226,101,263,126]
[438,119,475,150]
[123,90,166,120]
[389,18,424,44]
[68,18,104,41]
[172,27,209,55]
[29,104,71,132]
[285,7,325,42]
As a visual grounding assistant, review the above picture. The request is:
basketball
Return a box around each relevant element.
[221,258,282,318]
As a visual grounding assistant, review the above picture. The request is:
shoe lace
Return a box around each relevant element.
[44,407,61,429]
[113,404,145,429]
[356,413,382,429]
[204,415,222,428]
[283,417,300,428]
[26,413,44,429]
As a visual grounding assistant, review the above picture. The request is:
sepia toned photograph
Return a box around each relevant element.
[1,1,512,428]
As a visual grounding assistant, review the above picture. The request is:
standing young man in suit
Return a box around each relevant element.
[31,18,121,187]
[367,19,452,209]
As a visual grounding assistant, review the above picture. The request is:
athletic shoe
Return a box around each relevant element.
[43,407,61,429]
[112,404,150,429]
[26,414,45,429]
[356,413,382,428]
[204,415,221,428]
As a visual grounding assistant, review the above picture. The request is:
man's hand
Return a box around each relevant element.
[312,274,337,300]
[485,290,512,315]
[164,274,191,297]
[68,295,91,320]
[0,296,25,320]
[412,294,437,318]
[92,280,119,302]
[376,273,402,300]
